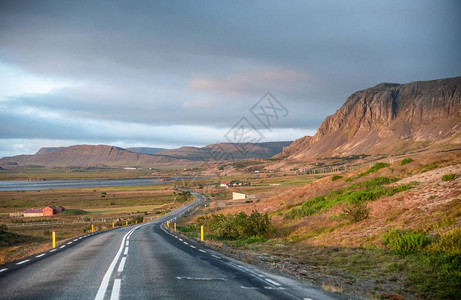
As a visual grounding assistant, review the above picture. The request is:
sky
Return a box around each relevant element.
[1,0,460,158]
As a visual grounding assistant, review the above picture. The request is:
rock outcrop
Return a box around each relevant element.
[278,76,461,159]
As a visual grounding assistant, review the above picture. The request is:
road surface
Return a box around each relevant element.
[0,192,342,300]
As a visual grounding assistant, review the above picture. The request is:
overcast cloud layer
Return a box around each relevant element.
[1,0,460,158]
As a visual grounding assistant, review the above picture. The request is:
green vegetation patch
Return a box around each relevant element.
[442,173,458,181]
[422,164,437,172]
[331,175,343,181]
[382,229,431,254]
[62,209,89,215]
[284,177,417,220]
[357,162,389,178]
[400,158,414,165]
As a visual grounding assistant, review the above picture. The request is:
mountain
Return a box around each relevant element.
[278,76,461,159]
[35,147,65,155]
[0,145,180,168]
[0,142,291,168]
[156,142,292,161]
[126,147,165,155]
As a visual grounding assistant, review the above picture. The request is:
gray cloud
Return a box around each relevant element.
[0,0,460,157]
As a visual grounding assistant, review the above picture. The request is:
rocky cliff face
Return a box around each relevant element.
[279,76,461,159]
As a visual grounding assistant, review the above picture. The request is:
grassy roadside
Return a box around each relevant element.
[0,182,188,264]
[174,156,461,299]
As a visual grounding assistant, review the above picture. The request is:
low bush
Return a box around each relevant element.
[441,173,457,181]
[331,175,343,181]
[431,228,461,254]
[400,158,414,165]
[343,202,369,222]
[382,229,431,254]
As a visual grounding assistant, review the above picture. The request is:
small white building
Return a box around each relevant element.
[233,192,256,200]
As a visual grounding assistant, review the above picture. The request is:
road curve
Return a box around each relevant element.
[0,192,342,300]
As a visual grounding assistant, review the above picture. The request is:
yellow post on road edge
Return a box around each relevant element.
[91,224,94,233]
[52,231,56,248]
[201,225,204,242]
[174,223,176,231]
[112,222,114,228]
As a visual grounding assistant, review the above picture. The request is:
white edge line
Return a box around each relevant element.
[0,268,7,272]
[199,249,206,253]
[36,254,46,258]
[50,249,57,252]
[16,259,30,265]
[124,247,129,255]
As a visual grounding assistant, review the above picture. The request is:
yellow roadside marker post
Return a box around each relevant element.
[126,221,128,226]
[91,224,94,233]
[136,220,137,224]
[52,231,56,248]
[112,222,114,228]
[201,226,204,242]
[167,221,169,228]
[174,223,176,231]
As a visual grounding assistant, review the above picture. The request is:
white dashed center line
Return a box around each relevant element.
[117,257,126,273]
[199,249,206,253]
[124,247,129,255]
[265,278,281,286]
[110,279,121,300]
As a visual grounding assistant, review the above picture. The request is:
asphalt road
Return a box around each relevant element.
[0,192,342,300]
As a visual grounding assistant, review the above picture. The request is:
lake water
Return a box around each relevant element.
[0,177,208,191]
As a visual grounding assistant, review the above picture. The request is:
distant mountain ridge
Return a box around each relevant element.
[278,76,461,159]
[157,142,292,160]
[0,142,291,168]
[126,147,165,155]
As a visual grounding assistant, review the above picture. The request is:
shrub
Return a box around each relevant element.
[441,173,457,181]
[400,158,414,165]
[196,210,272,240]
[343,202,369,222]
[344,177,353,182]
[331,175,343,181]
[357,163,389,178]
[0,224,8,233]
[431,228,461,254]
[382,229,431,254]
[174,191,192,203]
[131,215,144,223]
